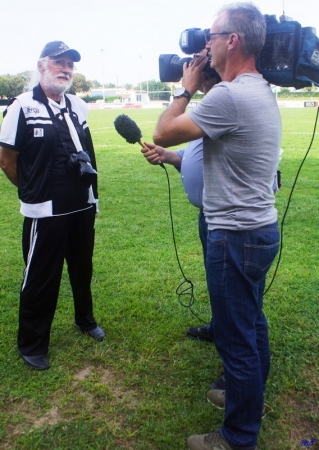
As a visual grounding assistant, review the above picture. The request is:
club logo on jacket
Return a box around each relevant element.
[34,128,44,137]
[26,107,40,114]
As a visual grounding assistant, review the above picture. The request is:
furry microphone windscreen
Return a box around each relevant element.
[114,114,143,144]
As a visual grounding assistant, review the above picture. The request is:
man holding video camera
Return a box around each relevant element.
[153,3,281,449]
[0,41,105,371]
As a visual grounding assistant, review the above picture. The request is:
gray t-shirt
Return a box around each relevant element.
[189,73,282,231]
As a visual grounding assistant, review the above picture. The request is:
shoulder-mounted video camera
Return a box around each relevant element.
[159,15,319,89]
[159,28,219,83]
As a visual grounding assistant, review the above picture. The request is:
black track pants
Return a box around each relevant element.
[18,207,97,355]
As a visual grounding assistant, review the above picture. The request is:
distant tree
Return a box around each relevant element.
[0,76,10,98]
[304,84,318,92]
[279,88,290,95]
[90,79,102,88]
[9,75,26,97]
[137,79,171,100]
[67,87,77,95]
[105,83,116,88]
[17,70,37,92]
[125,83,133,90]
[71,73,92,93]
[18,70,33,85]
[0,74,25,98]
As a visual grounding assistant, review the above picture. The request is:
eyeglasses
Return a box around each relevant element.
[205,32,231,44]
[50,59,77,71]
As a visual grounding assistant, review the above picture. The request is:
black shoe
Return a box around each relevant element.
[74,323,105,342]
[18,352,50,370]
[187,325,214,342]
[211,375,226,390]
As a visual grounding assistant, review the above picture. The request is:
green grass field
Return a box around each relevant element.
[0,106,318,449]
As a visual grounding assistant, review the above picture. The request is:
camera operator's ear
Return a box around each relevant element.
[228,32,240,50]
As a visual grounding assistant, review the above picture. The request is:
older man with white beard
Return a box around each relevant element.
[0,41,105,370]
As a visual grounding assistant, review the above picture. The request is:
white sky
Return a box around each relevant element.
[0,0,318,86]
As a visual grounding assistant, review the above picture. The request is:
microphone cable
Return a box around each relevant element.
[160,163,208,324]
[159,105,319,318]
[264,105,319,295]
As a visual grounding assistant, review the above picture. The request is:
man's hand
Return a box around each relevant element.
[153,53,207,148]
[141,142,165,165]
[182,53,209,95]
[141,142,182,168]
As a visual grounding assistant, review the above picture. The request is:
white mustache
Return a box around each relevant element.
[57,73,71,80]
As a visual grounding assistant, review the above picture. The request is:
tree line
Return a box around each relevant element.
[0,72,98,98]
[0,72,171,100]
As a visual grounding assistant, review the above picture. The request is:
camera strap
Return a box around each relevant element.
[47,97,96,204]
[60,107,83,153]
[48,97,82,153]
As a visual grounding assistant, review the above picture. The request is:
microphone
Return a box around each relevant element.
[114,114,164,168]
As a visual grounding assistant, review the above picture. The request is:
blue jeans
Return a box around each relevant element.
[198,209,214,331]
[206,223,279,448]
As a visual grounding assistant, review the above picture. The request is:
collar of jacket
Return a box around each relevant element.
[33,83,50,105]
[33,83,72,112]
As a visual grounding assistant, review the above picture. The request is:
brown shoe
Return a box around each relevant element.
[187,430,242,450]
[207,388,271,418]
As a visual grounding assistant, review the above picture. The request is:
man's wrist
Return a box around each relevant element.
[161,149,181,168]
[173,87,192,101]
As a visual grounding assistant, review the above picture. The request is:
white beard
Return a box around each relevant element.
[42,68,73,97]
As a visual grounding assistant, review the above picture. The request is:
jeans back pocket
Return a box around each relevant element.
[244,241,279,283]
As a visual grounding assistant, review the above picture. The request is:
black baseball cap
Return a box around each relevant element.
[39,41,81,62]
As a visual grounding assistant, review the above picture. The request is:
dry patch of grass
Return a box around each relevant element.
[276,369,318,449]
[2,365,140,448]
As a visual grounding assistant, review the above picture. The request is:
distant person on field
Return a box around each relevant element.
[0,41,105,371]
